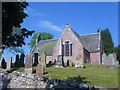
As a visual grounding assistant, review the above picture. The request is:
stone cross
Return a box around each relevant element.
[41,52,46,67]
[6,56,12,70]
[36,63,44,75]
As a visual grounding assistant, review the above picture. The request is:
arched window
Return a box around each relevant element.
[70,44,72,56]
[62,45,64,56]
[65,41,69,56]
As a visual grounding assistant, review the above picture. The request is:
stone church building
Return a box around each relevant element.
[30,23,103,66]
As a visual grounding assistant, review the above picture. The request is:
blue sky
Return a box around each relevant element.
[2,2,118,62]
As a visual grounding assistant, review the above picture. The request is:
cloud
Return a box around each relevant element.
[38,20,62,32]
[26,7,42,17]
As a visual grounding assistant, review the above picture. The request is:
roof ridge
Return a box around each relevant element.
[80,33,99,36]
[39,38,58,43]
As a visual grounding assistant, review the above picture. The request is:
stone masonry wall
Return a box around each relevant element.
[52,25,84,63]
[0,69,103,89]
[90,52,100,64]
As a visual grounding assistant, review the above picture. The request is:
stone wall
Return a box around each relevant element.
[46,56,53,64]
[0,69,103,89]
[52,25,84,63]
[90,52,101,64]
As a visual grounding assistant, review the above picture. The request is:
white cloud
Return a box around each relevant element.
[38,20,62,32]
[26,7,42,17]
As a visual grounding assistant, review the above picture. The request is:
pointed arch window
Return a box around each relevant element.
[65,41,69,56]
[70,44,72,56]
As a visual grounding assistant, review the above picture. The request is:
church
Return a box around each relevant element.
[30,23,103,66]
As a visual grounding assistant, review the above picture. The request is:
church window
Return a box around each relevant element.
[65,41,69,56]
[70,44,72,56]
[62,45,64,56]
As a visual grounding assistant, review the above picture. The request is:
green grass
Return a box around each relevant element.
[44,64,119,88]
[13,64,119,88]
[12,67,25,72]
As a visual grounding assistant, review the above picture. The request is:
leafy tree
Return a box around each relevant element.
[2,2,34,53]
[101,28,114,55]
[28,32,53,48]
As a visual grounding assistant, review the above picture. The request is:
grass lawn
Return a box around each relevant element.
[43,64,118,88]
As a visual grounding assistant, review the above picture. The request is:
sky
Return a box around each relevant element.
[2,2,118,62]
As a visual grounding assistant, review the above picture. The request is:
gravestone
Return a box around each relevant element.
[67,59,73,66]
[1,58,6,69]
[107,54,114,68]
[25,53,33,73]
[33,53,39,66]
[92,60,99,67]
[102,53,107,64]
[36,63,44,75]
[6,56,12,70]
[41,52,46,67]
[75,54,83,68]
[19,53,25,67]
[14,54,19,68]
[0,49,3,68]
[112,53,118,67]
[112,53,117,61]
[75,60,80,68]
[56,55,63,67]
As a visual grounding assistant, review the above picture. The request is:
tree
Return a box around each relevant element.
[28,32,53,48]
[101,28,114,55]
[2,2,34,53]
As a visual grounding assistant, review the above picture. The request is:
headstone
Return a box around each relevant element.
[25,53,33,68]
[107,54,114,68]
[112,53,117,61]
[6,56,12,70]
[102,53,107,64]
[67,59,73,66]
[25,53,33,73]
[33,53,39,66]
[0,49,3,68]
[14,54,19,68]
[36,63,44,75]
[112,53,118,67]
[19,53,25,67]
[92,60,99,67]
[75,60,81,68]
[1,58,6,69]
[41,52,46,67]
[56,55,63,67]
[75,54,83,68]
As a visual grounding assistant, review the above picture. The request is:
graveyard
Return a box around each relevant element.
[11,64,118,88]
[0,45,119,88]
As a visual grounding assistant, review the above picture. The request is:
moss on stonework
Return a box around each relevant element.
[39,42,56,56]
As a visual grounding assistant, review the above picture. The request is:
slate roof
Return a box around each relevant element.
[31,26,100,55]
[31,39,58,56]
[71,28,100,52]
[80,33,100,52]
